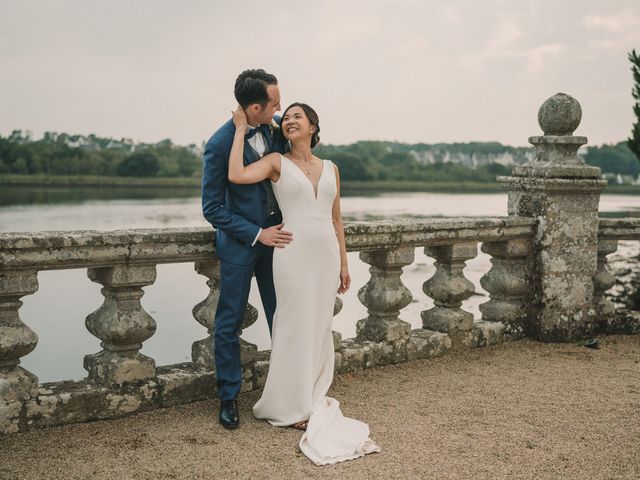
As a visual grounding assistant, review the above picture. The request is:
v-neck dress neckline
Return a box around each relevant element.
[281,154,325,200]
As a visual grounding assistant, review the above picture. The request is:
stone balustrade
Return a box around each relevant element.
[1,93,639,435]
[1,217,637,434]
[0,217,539,433]
[594,218,640,334]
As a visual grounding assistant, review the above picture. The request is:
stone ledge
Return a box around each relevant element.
[11,364,219,432]
[598,219,640,240]
[498,176,608,192]
[25,379,160,430]
[600,310,640,335]
[156,363,216,407]
[511,164,601,179]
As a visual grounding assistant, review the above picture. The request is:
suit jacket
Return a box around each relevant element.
[201,117,287,266]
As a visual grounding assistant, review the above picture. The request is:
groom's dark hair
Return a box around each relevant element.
[234,69,278,108]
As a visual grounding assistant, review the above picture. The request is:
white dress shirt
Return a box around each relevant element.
[247,124,267,157]
[246,125,267,246]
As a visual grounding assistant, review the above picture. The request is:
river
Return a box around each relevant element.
[1,188,638,382]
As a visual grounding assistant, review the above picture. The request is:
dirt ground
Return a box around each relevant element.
[1,335,639,480]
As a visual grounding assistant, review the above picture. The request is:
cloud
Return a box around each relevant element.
[459,13,563,73]
[582,9,640,54]
[583,10,640,33]
[524,43,565,72]
[458,17,522,68]
[438,5,465,27]
[0,1,637,146]
[486,19,523,52]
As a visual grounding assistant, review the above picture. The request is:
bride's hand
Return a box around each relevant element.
[232,105,248,132]
[338,266,350,294]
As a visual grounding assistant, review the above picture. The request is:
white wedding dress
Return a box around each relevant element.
[253,155,380,465]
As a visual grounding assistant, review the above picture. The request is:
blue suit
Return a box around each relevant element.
[202,117,286,401]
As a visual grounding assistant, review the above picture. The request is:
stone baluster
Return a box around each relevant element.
[479,239,531,336]
[0,270,39,433]
[84,266,158,386]
[333,296,343,371]
[593,238,618,331]
[191,260,258,368]
[191,260,219,368]
[238,305,259,365]
[499,93,607,340]
[332,296,343,350]
[422,243,477,340]
[357,247,414,343]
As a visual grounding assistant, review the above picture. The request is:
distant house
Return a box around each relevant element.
[614,174,637,185]
[410,147,533,168]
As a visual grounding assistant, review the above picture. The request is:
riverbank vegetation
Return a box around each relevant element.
[1,131,638,188]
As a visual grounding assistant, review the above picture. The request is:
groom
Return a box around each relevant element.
[201,69,292,429]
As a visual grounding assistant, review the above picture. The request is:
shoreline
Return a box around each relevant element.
[2,174,640,194]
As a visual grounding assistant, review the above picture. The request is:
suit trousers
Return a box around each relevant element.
[214,246,276,401]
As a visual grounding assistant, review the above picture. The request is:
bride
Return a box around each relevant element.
[227,102,380,465]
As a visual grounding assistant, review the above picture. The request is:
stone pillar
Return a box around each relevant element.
[191,260,258,368]
[356,247,414,343]
[422,243,477,336]
[593,238,618,330]
[499,93,607,341]
[479,239,531,336]
[84,266,158,386]
[0,270,39,433]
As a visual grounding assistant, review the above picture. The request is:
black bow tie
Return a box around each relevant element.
[245,124,269,139]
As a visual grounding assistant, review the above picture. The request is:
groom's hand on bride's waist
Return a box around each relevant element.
[258,223,293,248]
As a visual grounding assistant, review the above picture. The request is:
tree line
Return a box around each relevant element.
[0,131,201,177]
[0,131,638,182]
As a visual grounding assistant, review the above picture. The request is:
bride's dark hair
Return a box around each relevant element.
[281,102,320,148]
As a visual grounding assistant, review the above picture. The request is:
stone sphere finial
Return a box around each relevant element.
[537,93,582,136]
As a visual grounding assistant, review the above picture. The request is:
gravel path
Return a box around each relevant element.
[1,335,639,480]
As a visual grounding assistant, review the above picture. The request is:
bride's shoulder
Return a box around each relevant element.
[263,152,284,172]
[263,152,283,162]
[315,156,336,167]
[321,159,340,181]
[324,158,339,172]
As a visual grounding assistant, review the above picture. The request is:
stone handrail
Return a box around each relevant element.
[0,217,536,270]
[598,218,640,240]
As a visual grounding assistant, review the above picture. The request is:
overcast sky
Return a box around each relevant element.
[1,0,639,147]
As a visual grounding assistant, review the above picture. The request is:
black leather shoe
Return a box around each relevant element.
[219,400,239,429]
